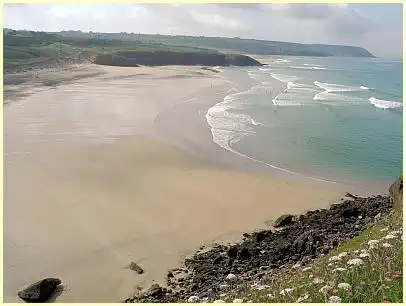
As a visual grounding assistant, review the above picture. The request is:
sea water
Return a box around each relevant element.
[206,57,402,185]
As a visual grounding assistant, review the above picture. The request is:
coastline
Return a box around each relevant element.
[3,64,387,302]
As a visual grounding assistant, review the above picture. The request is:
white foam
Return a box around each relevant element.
[251,119,261,126]
[271,73,301,84]
[248,72,263,82]
[290,66,326,70]
[369,97,402,109]
[259,67,271,71]
[276,59,292,63]
[360,86,370,90]
[313,91,364,103]
[314,81,369,92]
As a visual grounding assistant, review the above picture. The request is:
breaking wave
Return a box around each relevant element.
[314,81,370,92]
[369,97,402,109]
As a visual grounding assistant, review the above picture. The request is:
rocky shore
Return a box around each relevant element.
[126,192,394,303]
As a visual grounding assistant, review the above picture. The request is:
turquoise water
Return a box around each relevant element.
[206,57,402,184]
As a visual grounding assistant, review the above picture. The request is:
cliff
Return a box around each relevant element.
[94,50,262,67]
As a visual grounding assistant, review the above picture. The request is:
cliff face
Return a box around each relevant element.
[94,51,262,67]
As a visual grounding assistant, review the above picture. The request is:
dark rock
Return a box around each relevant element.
[227,246,238,258]
[345,192,359,199]
[147,284,163,298]
[129,262,144,274]
[273,214,295,228]
[238,248,252,259]
[18,278,62,302]
[389,177,403,210]
[213,255,223,264]
[342,207,360,218]
[190,284,198,292]
[167,271,174,278]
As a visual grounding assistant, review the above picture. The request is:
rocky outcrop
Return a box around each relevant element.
[126,193,392,303]
[273,214,295,228]
[17,278,62,302]
[389,177,403,210]
[94,51,262,67]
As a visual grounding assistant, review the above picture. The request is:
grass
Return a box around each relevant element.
[222,210,403,303]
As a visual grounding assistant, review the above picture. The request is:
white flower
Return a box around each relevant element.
[226,273,237,280]
[256,285,270,290]
[358,215,363,219]
[347,258,364,266]
[267,293,275,299]
[338,252,348,258]
[329,256,341,262]
[302,267,312,272]
[368,240,379,247]
[308,274,314,278]
[319,285,332,295]
[333,267,348,272]
[353,250,360,254]
[233,299,243,303]
[329,296,342,303]
[296,294,309,302]
[383,243,393,248]
[328,263,334,267]
[312,278,324,284]
[384,234,396,240]
[280,288,294,296]
[337,283,352,291]
[389,230,402,236]
[380,228,389,232]
[214,300,225,303]
[188,296,200,303]
[359,252,370,258]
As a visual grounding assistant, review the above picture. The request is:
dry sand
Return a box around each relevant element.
[4,64,347,302]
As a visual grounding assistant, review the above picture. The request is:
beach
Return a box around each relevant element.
[4,64,361,302]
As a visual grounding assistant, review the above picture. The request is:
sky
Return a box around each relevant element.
[3,3,403,58]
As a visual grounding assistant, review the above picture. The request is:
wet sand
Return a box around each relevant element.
[4,65,348,302]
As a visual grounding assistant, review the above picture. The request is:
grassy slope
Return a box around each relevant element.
[56,30,375,57]
[223,210,402,303]
[3,31,228,68]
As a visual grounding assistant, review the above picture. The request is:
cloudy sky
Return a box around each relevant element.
[4,3,403,58]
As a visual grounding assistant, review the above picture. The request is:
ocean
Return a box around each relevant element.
[206,57,403,185]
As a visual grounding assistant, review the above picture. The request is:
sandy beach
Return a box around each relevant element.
[4,64,352,302]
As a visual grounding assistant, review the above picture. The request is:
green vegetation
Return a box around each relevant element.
[3,29,261,72]
[223,210,402,303]
[56,30,375,58]
[3,28,375,72]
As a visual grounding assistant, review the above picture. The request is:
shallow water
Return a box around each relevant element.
[206,57,403,185]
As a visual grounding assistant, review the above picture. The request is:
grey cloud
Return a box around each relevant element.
[285,4,333,19]
[216,4,264,11]
[324,8,377,40]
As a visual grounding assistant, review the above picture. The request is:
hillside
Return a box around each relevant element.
[57,30,375,58]
[3,29,261,73]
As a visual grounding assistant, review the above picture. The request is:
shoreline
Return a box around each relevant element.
[3,64,391,302]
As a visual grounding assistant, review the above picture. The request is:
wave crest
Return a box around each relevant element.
[369,97,402,109]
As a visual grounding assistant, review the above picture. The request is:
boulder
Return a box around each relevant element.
[273,214,295,228]
[129,262,144,274]
[18,278,61,302]
[147,283,164,298]
[389,178,403,210]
